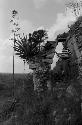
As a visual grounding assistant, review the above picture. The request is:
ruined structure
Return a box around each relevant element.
[29,41,57,93]
[51,17,82,124]
[13,16,82,124]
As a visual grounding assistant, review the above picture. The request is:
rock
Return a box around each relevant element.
[29,63,40,69]
[46,53,54,58]
[42,59,53,64]
[66,85,78,98]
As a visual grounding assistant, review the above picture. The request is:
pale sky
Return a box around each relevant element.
[0,0,77,73]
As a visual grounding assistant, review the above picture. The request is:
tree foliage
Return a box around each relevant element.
[14,29,49,62]
[66,0,82,17]
[68,16,82,51]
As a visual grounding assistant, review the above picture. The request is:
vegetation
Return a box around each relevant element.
[66,0,82,17]
[0,10,82,125]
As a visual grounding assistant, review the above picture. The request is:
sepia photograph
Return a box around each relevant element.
[0,0,82,124]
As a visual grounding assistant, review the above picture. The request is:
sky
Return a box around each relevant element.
[0,0,78,73]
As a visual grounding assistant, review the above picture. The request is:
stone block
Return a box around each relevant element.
[29,63,39,69]
[42,59,53,64]
[46,53,54,58]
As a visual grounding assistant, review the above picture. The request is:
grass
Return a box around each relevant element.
[0,73,34,124]
[0,73,81,125]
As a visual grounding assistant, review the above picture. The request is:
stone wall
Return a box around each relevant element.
[29,49,55,93]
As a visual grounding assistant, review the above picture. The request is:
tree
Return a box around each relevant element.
[14,28,53,93]
[14,29,48,62]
